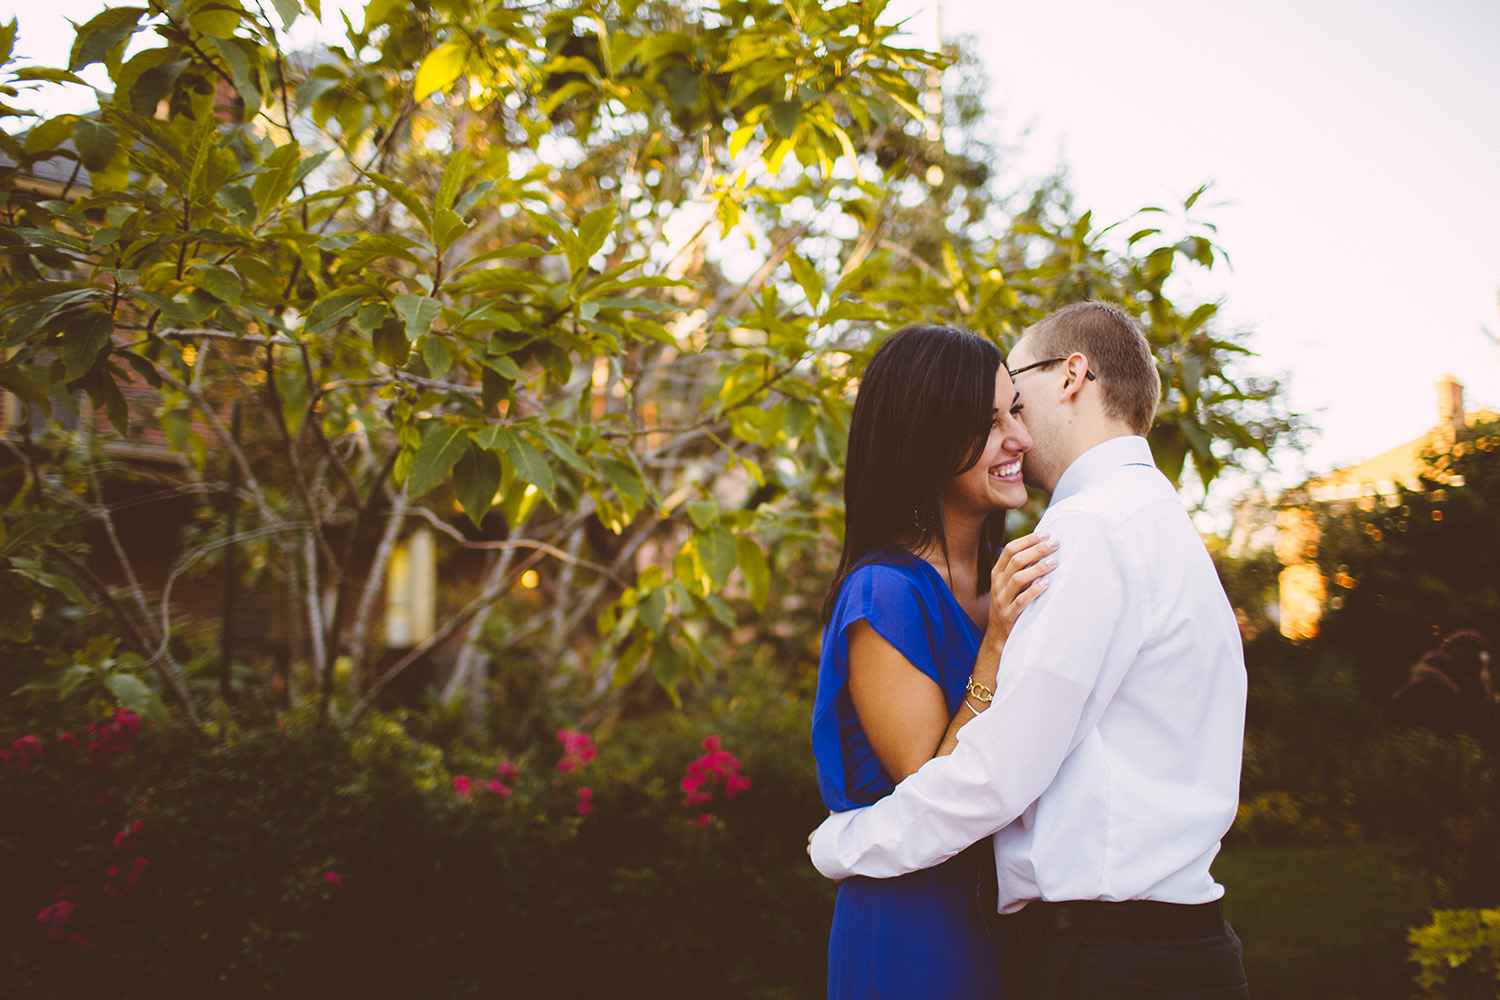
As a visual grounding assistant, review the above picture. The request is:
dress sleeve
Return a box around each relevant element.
[811,562,943,811]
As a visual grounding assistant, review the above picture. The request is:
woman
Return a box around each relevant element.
[811,325,1057,999]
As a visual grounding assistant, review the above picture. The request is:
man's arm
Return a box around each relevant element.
[808,512,1137,880]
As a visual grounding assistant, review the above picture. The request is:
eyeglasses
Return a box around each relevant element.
[1007,356,1096,380]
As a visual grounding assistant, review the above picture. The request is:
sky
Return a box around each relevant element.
[9,0,1500,501]
[888,0,1500,495]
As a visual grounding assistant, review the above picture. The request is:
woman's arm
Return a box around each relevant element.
[934,532,1057,756]
[848,533,1058,781]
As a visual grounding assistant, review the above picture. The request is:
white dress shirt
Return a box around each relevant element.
[810,436,1247,912]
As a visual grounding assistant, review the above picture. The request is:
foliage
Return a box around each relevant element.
[0,0,1286,730]
[1310,418,1500,700]
[1408,908,1500,1000]
[0,686,830,998]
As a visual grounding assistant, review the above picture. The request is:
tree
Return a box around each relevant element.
[0,0,1287,733]
[1310,418,1500,699]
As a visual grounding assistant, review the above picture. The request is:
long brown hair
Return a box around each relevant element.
[821,325,1007,622]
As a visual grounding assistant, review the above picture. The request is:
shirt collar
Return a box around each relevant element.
[1048,435,1156,507]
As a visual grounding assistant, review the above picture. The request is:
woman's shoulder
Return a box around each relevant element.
[832,555,937,619]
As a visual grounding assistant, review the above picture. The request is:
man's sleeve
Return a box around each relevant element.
[808,511,1139,880]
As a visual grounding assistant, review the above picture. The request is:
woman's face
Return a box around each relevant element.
[943,366,1032,516]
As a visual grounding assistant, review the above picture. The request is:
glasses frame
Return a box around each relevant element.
[1007,356,1096,381]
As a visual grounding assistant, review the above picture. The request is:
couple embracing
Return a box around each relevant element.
[809,302,1250,999]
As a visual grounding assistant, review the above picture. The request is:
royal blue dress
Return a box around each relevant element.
[812,556,1002,1000]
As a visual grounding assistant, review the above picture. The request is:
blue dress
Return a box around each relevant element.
[812,556,1002,1000]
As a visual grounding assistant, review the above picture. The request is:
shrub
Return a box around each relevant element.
[0,698,832,999]
[1408,908,1500,1000]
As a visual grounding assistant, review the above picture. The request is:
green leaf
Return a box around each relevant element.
[269,0,301,29]
[736,536,770,611]
[252,141,302,222]
[367,173,433,235]
[372,316,410,367]
[192,264,242,306]
[686,499,719,529]
[60,310,114,382]
[769,99,801,138]
[576,203,615,262]
[415,41,466,101]
[406,424,468,498]
[103,673,169,726]
[436,145,475,213]
[0,511,74,559]
[71,117,120,172]
[478,426,556,503]
[697,524,738,590]
[786,251,823,311]
[422,334,453,379]
[190,0,245,38]
[69,6,146,71]
[595,455,645,518]
[453,444,502,527]
[393,294,442,340]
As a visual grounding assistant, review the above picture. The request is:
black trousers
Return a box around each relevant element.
[997,908,1250,1000]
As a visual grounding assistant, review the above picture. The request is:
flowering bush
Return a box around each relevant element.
[0,690,831,999]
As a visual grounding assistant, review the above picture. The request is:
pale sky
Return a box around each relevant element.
[11,0,1500,501]
[893,0,1500,495]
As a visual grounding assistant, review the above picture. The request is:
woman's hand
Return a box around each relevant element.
[982,532,1058,652]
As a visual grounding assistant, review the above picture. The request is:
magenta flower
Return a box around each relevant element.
[488,780,511,798]
[57,732,78,746]
[7,735,43,772]
[496,759,518,781]
[323,871,342,888]
[68,933,90,951]
[453,776,473,799]
[680,737,751,809]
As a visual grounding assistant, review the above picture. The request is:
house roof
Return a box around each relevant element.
[1307,407,1498,502]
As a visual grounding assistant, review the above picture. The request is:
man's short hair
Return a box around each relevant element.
[1024,302,1161,435]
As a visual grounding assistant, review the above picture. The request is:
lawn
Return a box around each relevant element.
[1215,843,1433,1000]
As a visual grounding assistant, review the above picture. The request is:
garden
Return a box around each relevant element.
[1,0,1496,996]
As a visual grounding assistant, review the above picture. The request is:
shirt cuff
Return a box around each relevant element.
[809,808,861,880]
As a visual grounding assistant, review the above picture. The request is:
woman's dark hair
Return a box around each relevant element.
[821,325,1008,622]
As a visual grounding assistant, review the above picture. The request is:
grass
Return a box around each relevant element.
[1215,842,1434,1000]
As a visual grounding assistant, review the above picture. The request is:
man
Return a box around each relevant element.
[809,302,1250,999]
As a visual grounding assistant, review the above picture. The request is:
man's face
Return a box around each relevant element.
[1006,334,1058,491]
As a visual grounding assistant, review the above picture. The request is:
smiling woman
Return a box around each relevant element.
[812,324,1055,1000]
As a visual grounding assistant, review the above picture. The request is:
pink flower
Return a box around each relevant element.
[702,735,721,752]
[323,871,342,888]
[105,864,120,879]
[453,775,472,797]
[57,732,78,746]
[68,933,89,951]
[487,780,511,798]
[133,857,148,873]
[112,830,129,850]
[496,759,517,781]
[692,814,713,826]
[7,735,43,772]
[38,901,73,926]
[131,820,146,835]
[555,729,597,771]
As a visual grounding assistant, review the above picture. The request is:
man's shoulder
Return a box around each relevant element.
[1045,464,1179,529]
